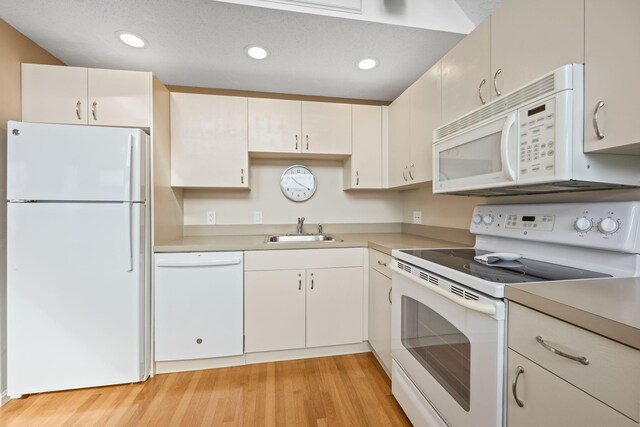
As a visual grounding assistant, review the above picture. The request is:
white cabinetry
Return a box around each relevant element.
[301,101,351,155]
[244,249,364,353]
[154,252,244,362]
[22,64,151,128]
[344,105,383,189]
[507,302,640,426]
[170,92,249,188]
[583,0,640,155]
[367,250,392,374]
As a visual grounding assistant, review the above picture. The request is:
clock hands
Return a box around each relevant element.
[290,177,311,190]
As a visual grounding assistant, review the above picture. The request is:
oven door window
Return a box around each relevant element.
[401,295,471,411]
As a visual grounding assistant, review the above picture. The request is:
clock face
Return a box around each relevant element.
[280,165,316,202]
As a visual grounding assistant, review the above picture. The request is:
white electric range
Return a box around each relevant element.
[389,202,640,427]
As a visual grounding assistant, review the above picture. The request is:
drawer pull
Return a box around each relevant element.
[377,260,388,267]
[512,366,525,407]
[535,336,589,365]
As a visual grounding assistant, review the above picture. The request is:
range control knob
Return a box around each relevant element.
[573,217,592,233]
[597,217,620,234]
[482,215,494,225]
[473,214,483,224]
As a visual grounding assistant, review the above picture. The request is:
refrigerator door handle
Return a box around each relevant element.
[126,203,133,272]
[123,135,134,202]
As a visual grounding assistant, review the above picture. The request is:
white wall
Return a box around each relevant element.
[183,159,404,225]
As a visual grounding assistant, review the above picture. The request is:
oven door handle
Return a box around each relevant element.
[388,264,497,316]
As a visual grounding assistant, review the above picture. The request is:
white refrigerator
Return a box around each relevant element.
[7,121,150,397]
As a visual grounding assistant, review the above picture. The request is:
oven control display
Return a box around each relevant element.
[505,214,555,231]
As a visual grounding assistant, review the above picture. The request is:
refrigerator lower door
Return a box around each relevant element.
[7,121,146,202]
[7,202,147,396]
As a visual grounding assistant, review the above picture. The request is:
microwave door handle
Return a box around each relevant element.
[500,113,517,182]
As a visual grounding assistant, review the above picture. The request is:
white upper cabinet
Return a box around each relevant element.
[441,18,491,124]
[490,0,584,98]
[22,64,151,128]
[584,0,640,155]
[248,98,301,154]
[301,101,351,155]
[170,92,249,188]
[344,105,383,189]
[388,87,412,188]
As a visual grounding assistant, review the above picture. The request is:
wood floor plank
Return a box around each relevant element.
[0,352,411,427]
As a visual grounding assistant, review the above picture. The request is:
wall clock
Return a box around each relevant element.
[280,165,317,202]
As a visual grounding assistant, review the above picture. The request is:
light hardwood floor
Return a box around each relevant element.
[0,352,411,426]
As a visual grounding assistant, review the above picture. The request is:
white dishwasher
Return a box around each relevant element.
[154,251,243,361]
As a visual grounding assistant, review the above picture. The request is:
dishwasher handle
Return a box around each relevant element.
[156,258,241,268]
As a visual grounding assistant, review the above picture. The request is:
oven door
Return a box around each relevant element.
[390,263,505,427]
[434,112,518,194]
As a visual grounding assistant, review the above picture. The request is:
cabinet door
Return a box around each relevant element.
[306,267,363,348]
[491,0,584,98]
[507,350,637,427]
[21,64,88,125]
[170,93,249,188]
[301,101,351,155]
[88,68,151,128]
[584,0,640,155]
[387,89,411,188]
[368,268,391,374]
[441,18,491,124]
[245,270,306,353]
[409,61,441,184]
[248,98,301,153]
[344,105,382,189]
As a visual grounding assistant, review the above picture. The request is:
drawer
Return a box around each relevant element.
[244,248,363,271]
[369,249,391,278]
[509,302,640,422]
[507,349,637,427]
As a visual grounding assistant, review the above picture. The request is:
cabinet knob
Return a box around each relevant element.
[593,101,605,140]
[196,338,203,344]
[478,79,487,105]
[408,163,415,180]
[76,100,82,120]
[306,135,309,150]
[298,273,302,290]
[512,366,525,407]
[240,168,244,184]
[403,166,408,182]
[493,69,502,96]
[91,101,98,120]
[295,134,299,150]
[356,171,360,186]
[310,273,314,290]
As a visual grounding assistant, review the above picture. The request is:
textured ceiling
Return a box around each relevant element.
[0,0,502,101]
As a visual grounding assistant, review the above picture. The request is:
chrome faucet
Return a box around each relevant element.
[297,217,305,234]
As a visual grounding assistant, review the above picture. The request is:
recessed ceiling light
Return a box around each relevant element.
[358,57,377,70]
[117,32,146,48]
[246,45,269,60]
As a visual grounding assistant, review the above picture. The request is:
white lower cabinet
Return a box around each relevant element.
[244,249,364,353]
[368,250,392,374]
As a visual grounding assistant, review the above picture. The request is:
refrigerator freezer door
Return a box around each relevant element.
[7,202,147,396]
[7,121,146,202]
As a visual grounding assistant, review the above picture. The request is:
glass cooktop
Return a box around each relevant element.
[400,249,611,284]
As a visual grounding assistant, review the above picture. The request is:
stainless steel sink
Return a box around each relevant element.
[265,234,337,243]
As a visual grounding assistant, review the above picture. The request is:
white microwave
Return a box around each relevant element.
[433,64,640,196]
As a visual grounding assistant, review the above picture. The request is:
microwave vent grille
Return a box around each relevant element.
[435,73,555,141]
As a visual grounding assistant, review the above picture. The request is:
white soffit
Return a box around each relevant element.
[213,0,476,33]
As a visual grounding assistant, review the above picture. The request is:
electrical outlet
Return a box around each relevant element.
[413,211,422,224]
[253,211,263,224]
[206,211,216,225]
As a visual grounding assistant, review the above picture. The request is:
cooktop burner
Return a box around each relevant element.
[400,249,611,284]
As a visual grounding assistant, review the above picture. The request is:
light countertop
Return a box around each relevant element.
[506,277,640,350]
[154,232,468,255]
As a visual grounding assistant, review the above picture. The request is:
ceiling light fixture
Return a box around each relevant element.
[117,32,146,48]
[246,45,269,60]
[358,57,378,70]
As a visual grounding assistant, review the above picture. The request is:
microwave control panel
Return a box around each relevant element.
[518,99,556,178]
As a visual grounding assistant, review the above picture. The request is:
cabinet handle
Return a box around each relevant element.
[408,163,415,180]
[493,69,502,96]
[402,166,408,182]
[512,366,525,408]
[356,171,360,186]
[295,134,299,150]
[535,336,589,365]
[298,274,302,290]
[388,288,392,304]
[310,273,314,290]
[478,79,487,105]
[240,168,244,184]
[377,260,387,267]
[91,101,97,120]
[75,100,82,120]
[593,101,605,140]
[306,135,309,150]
